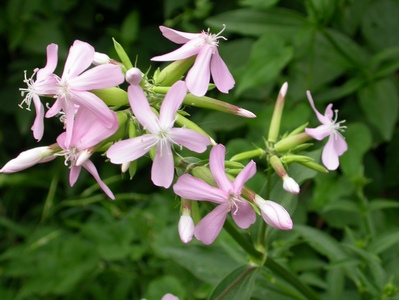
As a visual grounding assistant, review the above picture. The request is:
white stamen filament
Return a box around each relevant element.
[19,69,39,110]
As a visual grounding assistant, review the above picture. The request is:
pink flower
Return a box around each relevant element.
[46,40,124,146]
[151,26,235,97]
[305,91,348,170]
[161,294,179,300]
[56,107,118,199]
[19,44,59,141]
[254,196,293,230]
[107,79,211,188]
[173,144,257,245]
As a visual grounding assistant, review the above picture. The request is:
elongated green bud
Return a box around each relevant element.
[91,87,128,106]
[297,160,329,173]
[268,82,288,143]
[229,148,266,162]
[112,38,132,71]
[287,122,309,137]
[154,57,195,86]
[269,155,287,178]
[191,166,216,186]
[274,132,312,153]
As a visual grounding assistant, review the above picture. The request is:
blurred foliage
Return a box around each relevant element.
[1,0,399,299]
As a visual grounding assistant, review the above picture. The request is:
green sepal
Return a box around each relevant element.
[112,38,133,71]
[229,148,266,162]
[128,161,137,179]
[154,57,195,86]
[287,122,308,137]
[91,87,129,107]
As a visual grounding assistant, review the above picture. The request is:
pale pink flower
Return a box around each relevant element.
[46,40,124,146]
[173,144,257,245]
[0,146,55,173]
[161,294,179,300]
[282,175,300,194]
[305,91,348,170]
[56,107,118,199]
[19,44,59,141]
[254,196,293,230]
[178,211,195,244]
[151,26,235,97]
[107,80,211,188]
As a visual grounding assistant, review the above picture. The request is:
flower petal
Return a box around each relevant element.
[159,81,187,128]
[159,26,200,44]
[62,40,94,79]
[305,124,331,141]
[31,94,45,141]
[37,43,58,79]
[185,44,213,97]
[210,49,235,94]
[209,144,233,192]
[128,85,159,133]
[232,160,256,195]
[68,64,124,90]
[322,135,340,170]
[173,174,228,204]
[107,134,156,164]
[306,91,330,124]
[194,203,229,245]
[83,160,115,200]
[169,128,210,153]
[151,39,201,61]
[231,200,256,229]
[151,143,174,188]
[69,165,82,187]
[334,134,348,156]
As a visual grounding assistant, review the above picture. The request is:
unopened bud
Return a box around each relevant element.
[126,67,143,85]
[254,195,293,230]
[93,52,111,65]
[178,207,195,244]
[282,176,300,194]
[269,155,287,178]
[268,82,288,143]
[274,132,312,153]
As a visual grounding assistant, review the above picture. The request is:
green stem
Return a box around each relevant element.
[357,187,375,239]
[264,258,321,300]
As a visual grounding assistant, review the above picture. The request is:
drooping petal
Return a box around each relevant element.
[45,98,62,118]
[159,26,200,44]
[69,165,82,187]
[151,39,201,61]
[151,143,175,188]
[169,128,210,153]
[159,81,187,128]
[185,44,213,97]
[71,90,116,128]
[173,174,228,204]
[324,103,334,120]
[107,134,157,164]
[36,43,58,79]
[305,124,331,141]
[321,135,340,170]
[210,49,235,94]
[306,91,330,124]
[62,40,94,79]
[209,144,233,192]
[231,200,256,229]
[68,64,124,90]
[128,85,159,134]
[334,134,348,156]
[194,203,229,245]
[31,94,45,141]
[232,160,256,195]
[83,160,115,200]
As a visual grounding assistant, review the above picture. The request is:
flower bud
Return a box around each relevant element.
[93,52,111,65]
[274,132,312,153]
[178,207,195,244]
[282,175,300,194]
[269,155,287,178]
[268,82,288,143]
[126,67,143,85]
[154,56,195,87]
[121,162,130,173]
[0,146,55,173]
[254,195,293,230]
[161,294,179,300]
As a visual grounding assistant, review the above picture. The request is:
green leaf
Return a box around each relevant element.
[208,265,258,300]
[239,0,279,9]
[368,231,399,255]
[357,78,398,141]
[368,198,399,211]
[237,33,293,95]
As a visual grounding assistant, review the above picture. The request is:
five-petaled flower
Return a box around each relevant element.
[46,40,125,146]
[151,25,235,97]
[107,78,211,188]
[305,91,348,170]
[56,107,119,199]
[173,144,257,245]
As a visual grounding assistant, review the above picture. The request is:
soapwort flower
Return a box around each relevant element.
[151,26,235,97]
[173,144,257,245]
[19,44,59,141]
[56,107,119,199]
[305,91,348,170]
[46,40,124,145]
[107,79,211,188]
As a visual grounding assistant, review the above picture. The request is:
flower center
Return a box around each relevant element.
[201,24,227,47]
[56,147,79,167]
[228,193,243,215]
[331,109,347,139]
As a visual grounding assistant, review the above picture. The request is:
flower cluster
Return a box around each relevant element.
[1,25,348,247]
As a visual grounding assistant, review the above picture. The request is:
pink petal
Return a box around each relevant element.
[45,99,62,118]
[169,128,210,153]
[324,103,334,120]
[31,94,45,141]
[69,165,82,187]
[194,203,229,245]
[83,160,115,199]
[209,144,233,192]
[210,49,235,94]
[232,200,256,229]
[68,64,124,90]
[258,199,293,230]
[63,101,78,148]
[151,143,174,188]
[159,81,187,128]
[306,91,330,124]
[305,124,331,141]
[161,293,179,300]
[322,135,340,170]
[107,134,156,164]
[151,39,201,61]
[334,134,348,156]
[37,43,58,79]
[159,26,200,44]
[232,160,256,195]
[185,44,213,97]
[173,174,228,204]
[62,40,94,79]
[0,146,53,173]
[128,85,159,133]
